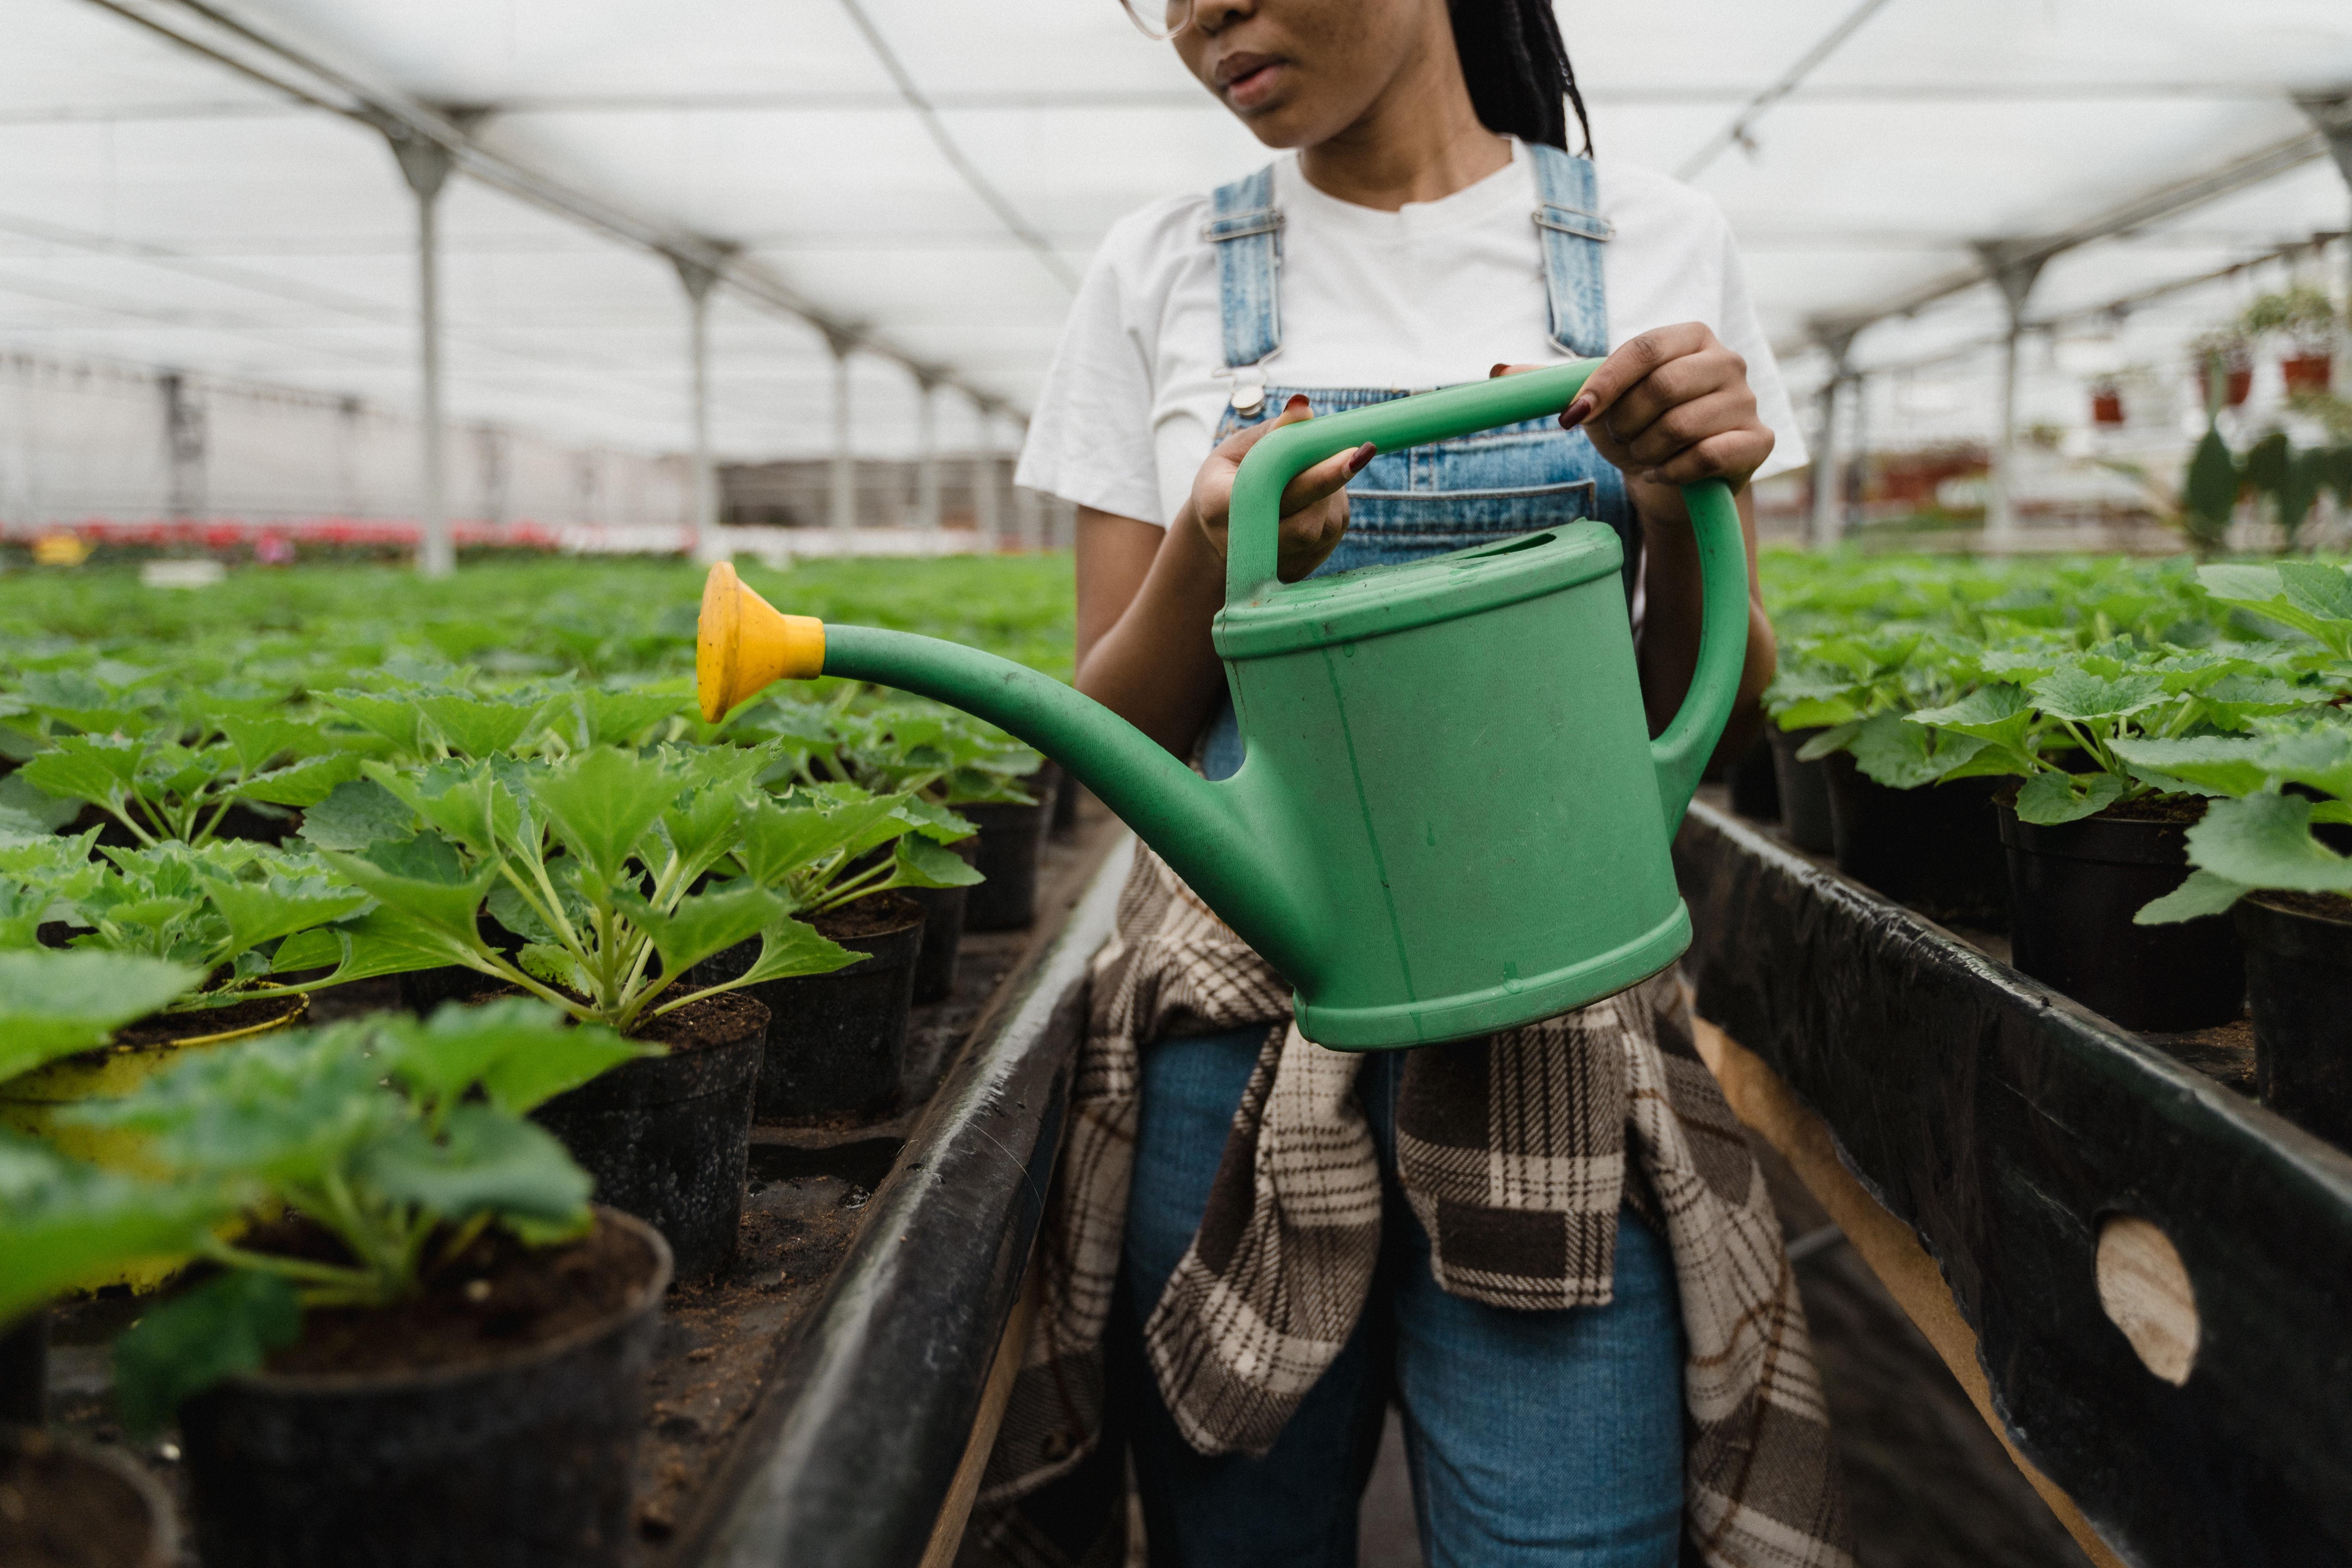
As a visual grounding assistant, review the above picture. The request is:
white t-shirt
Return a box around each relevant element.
[1016,139,1805,529]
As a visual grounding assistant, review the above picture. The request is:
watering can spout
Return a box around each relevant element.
[696,564,1318,984]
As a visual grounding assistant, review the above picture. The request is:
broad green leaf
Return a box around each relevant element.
[2277,562,2352,627]
[893,834,984,889]
[2110,737,2269,799]
[237,752,363,808]
[113,1270,302,1436]
[2135,869,2251,926]
[1792,719,1861,764]
[477,1027,650,1116]
[516,942,591,994]
[0,950,205,1082]
[214,717,325,777]
[2028,667,2167,724]
[729,795,854,889]
[564,690,683,749]
[529,747,675,889]
[200,871,368,958]
[659,784,747,875]
[0,772,83,833]
[0,1134,230,1324]
[2184,793,2352,895]
[319,837,497,949]
[371,997,604,1108]
[2013,769,2127,827]
[0,825,101,878]
[1908,684,2033,748]
[20,735,142,810]
[319,690,428,755]
[725,918,860,989]
[616,883,788,981]
[417,695,545,760]
[1848,711,1985,790]
[298,778,417,852]
[363,760,518,861]
[357,1105,592,1228]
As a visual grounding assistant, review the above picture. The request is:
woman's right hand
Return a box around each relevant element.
[1184,394,1374,583]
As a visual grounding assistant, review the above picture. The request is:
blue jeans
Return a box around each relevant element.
[1113,1027,1685,1568]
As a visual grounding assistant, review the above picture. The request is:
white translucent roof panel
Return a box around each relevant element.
[0,0,2348,465]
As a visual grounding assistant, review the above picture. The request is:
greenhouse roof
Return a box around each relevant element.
[5,0,2351,459]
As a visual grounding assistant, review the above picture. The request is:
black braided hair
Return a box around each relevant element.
[1448,0,1593,155]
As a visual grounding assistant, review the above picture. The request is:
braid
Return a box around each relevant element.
[1448,0,1594,156]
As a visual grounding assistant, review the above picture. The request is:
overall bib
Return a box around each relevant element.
[1117,146,1687,1568]
[1194,142,1637,782]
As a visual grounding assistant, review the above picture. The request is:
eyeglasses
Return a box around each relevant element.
[1119,0,1196,41]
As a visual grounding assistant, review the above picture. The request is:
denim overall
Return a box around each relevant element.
[1119,146,1686,1568]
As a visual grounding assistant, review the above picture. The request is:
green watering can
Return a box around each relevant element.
[699,360,1749,1049]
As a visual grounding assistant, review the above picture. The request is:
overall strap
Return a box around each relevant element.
[1204,165,1283,374]
[1528,142,1612,359]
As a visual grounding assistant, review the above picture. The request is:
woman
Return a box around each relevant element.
[986,2,1851,1565]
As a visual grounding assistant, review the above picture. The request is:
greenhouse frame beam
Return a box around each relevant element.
[1810,116,2344,347]
[78,0,1020,418]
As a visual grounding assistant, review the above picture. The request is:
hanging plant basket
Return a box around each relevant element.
[2282,351,2334,396]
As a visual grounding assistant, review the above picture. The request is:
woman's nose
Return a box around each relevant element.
[1192,0,1254,35]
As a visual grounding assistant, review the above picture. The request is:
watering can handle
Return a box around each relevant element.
[1225,359,1749,831]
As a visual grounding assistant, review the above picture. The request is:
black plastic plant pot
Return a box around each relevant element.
[902,836,978,1005]
[0,1309,46,1426]
[1,1424,177,1568]
[904,886,967,1006]
[177,1208,670,1568]
[960,778,1058,932]
[531,993,766,1281]
[690,893,926,1121]
[1996,800,2246,1032]
[1044,759,1080,833]
[1765,724,1834,854]
[1725,732,1781,824]
[2236,893,2352,1147]
[1824,758,2008,929]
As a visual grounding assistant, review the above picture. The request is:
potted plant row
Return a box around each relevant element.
[2,1001,664,1566]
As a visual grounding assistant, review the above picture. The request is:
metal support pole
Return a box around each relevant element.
[1846,372,1868,535]
[2298,95,2352,305]
[160,371,206,522]
[1977,246,2049,555]
[673,252,725,562]
[1807,331,1854,550]
[828,333,856,532]
[915,374,942,532]
[972,401,1002,547]
[385,129,457,577]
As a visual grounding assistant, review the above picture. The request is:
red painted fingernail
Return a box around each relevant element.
[1561,395,1596,428]
[1346,442,1376,475]
[1489,363,1509,378]
[1286,394,1310,412]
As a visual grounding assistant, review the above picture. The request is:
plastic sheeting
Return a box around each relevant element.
[3,0,2350,466]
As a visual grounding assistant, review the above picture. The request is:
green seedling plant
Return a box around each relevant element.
[314,744,972,1036]
[17,702,362,847]
[24,840,398,1013]
[2118,721,2352,923]
[1902,638,2321,824]
[58,1000,639,1431]
[828,701,1044,808]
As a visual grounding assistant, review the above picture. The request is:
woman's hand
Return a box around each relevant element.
[1185,393,1375,582]
[1492,323,1774,525]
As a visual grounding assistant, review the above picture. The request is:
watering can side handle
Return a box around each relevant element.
[1224,361,1605,603]
[1648,478,1749,833]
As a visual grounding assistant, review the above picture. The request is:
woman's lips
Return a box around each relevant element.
[1216,53,1286,109]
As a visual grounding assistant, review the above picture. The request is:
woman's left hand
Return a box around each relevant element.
[1491,323,1775,525]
